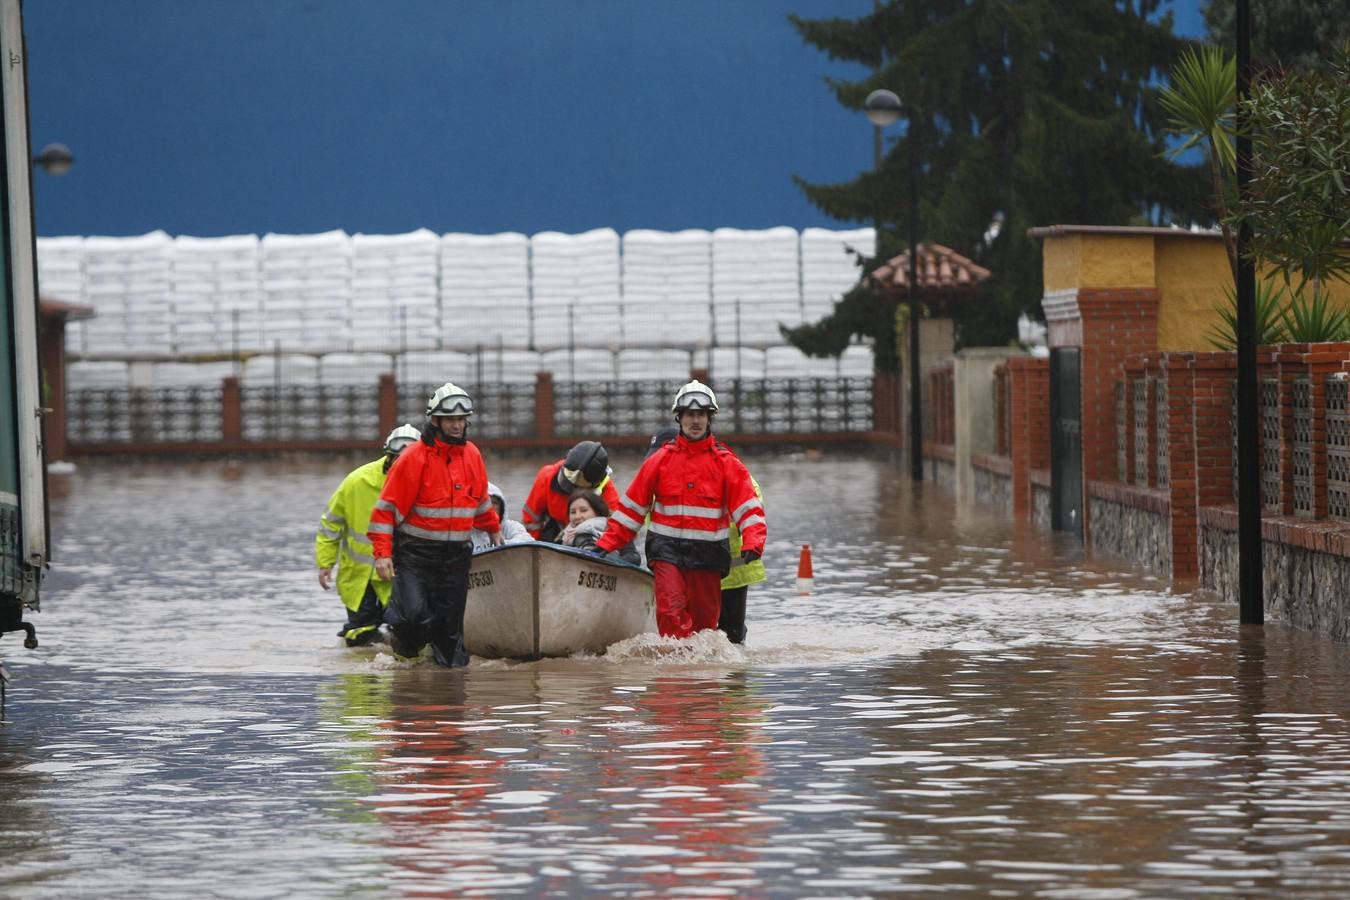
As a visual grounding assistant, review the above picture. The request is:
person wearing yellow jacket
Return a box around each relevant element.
[316,424,420,646]
[720,473,765,645]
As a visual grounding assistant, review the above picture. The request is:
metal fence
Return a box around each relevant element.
[67,376,874,447]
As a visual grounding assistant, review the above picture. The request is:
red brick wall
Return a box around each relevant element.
[1007,357,1049,519]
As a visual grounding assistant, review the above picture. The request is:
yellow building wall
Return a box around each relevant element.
[1154,237,1232,350]
[1043,234,1156,293]
[1042,230,1350,352]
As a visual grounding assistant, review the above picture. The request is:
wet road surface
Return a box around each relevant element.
[2,454,1349,897]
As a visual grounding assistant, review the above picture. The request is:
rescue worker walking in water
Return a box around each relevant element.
[594,380,765,638]
[315,423,421,646]
[368,383,502,666]
[522,440,622,542]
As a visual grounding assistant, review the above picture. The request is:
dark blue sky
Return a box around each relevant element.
[26,1,1206,238]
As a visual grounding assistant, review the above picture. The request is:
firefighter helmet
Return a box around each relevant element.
[671,380,719,414]
[561,440,609,488]
[383,423,421,455]
[426,382,474,417]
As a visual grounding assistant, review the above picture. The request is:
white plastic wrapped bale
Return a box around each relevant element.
[67,360,131,389]
[531,299,625,350]
[530,228,620,309]
[439,232,531,347]
[241,352,320,386]
[171,234,261,351]
[616,347,692,381]
[39,236,88,353]
[620,229,712,349]
[36,236,85,303]
[317,352,392,386]
[261,230,352,351]
[152,361,235,387]
[398,349,474,388]
[712,227,802,345]
[82,231,174,355]
[801,226,872,320]
[351,230,439,350]
[538,347,618,382]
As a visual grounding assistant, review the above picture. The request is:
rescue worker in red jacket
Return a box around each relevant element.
[369,382,502,667]
[521,440,622,542]
[595,380,766,638]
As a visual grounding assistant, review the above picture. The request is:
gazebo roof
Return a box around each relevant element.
[39,295,95,321]
[868,243,992,294]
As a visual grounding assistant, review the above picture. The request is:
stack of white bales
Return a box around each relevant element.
[350,229,438,351]
[621,229,712,363]
[171,234,260,355]
[439,232,530,349]
[801,226,872,320]
[81,231,173,355]
[36,236,85,351]
[530,228,621,357]
[259,230,351,352]
[711,227,801,348]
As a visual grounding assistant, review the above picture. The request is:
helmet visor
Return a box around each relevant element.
[561,465,593,488]
[431,397,473,416]
[385,437,416,454]
[674,391,715,411]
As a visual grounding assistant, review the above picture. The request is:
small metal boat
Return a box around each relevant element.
[465,542,656,659]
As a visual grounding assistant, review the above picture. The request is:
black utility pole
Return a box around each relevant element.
[1235,0,1263,624]
[907,128,922,482]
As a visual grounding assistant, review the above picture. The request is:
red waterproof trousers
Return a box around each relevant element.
[651,561,723,638]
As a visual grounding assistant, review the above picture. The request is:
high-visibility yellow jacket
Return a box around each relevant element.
[722,476,766,590]
[315,457,394,613]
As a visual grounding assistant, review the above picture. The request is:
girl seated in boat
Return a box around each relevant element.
[560,490,641,565]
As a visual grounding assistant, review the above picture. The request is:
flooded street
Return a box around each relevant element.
[4,453,1350,897]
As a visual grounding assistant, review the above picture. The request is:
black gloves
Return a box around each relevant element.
[740,549,761,564]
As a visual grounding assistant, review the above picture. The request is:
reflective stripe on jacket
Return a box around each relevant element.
[596,433,765,574]
[521,459,622,541]
[368,437,499,557]
[722,476,767,589]
[315,457,393,613]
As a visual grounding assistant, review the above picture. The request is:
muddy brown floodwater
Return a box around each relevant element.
[1,453,1349,897]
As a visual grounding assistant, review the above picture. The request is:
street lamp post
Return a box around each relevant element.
[865,89,922,482]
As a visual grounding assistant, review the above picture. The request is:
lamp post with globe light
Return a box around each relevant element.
[865,88,922,481]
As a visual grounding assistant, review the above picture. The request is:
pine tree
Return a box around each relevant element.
[1204,0,1349,72]
[785,0,1209,369]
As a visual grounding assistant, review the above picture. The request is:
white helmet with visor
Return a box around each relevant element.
[671,380,719,414]
[426,382,474,417]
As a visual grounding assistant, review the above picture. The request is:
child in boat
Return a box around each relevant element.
[472,482,533,552]
[560,490,641,565]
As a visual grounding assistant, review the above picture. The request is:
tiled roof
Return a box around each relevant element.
[869,243,992,293]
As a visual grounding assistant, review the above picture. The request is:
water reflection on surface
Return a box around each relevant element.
[1,455,1349,896]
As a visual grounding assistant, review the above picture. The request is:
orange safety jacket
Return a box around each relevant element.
[521,459,622,541]
[368,436,500,558]
[596,433,765,574]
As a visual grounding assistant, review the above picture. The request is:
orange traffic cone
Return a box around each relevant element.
[796,544,814,595]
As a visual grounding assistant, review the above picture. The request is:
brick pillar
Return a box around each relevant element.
[534,371,555,439]
[1007,357,1049,519]
[1164,354,1198,578]
[222,376,242,443]
[378,372,399,435]
[690,367,710,385]
[872,372,897,435]
[1192,353,1239,510]
[39,317,68,462]
[1050,288,1160,534]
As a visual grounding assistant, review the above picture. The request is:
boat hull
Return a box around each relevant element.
[465,543,656,659]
